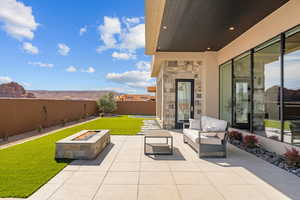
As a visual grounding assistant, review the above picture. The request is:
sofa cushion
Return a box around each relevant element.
[201,135,222,145]
[189,119,201,130]
[201,116,227,132]
[184,129,222,144]
[183,129,199,143]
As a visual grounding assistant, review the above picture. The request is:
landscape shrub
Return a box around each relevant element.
[228,130,243,142]
[98,92,117,114]
[284,148,300,167]
[243,135,258,148]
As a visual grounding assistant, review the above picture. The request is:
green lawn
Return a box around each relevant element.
[0,115,148,198]
[264,119,290,131]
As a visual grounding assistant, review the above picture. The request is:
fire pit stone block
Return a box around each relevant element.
[55,130,110,160]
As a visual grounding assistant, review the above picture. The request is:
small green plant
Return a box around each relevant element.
[284,148,300,168]
[37,125,43,133]
[243,135,258,148]
[97,92,117,114]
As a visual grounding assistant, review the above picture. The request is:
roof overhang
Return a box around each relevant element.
[146,0,289,54]
[145,0,166,55]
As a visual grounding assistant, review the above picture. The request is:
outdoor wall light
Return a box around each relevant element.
[162,25,167,30]
[229,26,235,31]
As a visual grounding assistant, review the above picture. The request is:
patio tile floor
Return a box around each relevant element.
[5,130,300,200]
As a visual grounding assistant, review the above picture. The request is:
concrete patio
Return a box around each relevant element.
[20,131,300,200]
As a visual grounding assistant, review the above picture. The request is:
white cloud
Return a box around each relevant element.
[112,51,136,60]
[82,66,95,73]
[79,26,87,36]
[58,43,70,56]
[28,61,53,68]
[120,23,145,52]
[97,16,121,53]
[22,42,38,54]
[123,17,141,27]
[97,16,145,58]
[66,66,77,72]
[0,76,12,83]
[0,0,38,40]
[136,61,150,71]
[106,70,152,89]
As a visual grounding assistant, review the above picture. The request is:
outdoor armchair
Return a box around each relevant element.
[183,116,229,158]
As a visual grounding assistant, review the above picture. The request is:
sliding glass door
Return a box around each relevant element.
[253,38,281,140]
[233,53,251,129]
[283,29,300,144]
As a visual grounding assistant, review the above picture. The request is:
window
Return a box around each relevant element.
[253,38,281,141]
[219,25,300,147]
[284,29,300,144]
[220,61,232,124]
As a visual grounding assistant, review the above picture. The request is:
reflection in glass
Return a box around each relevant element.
[233,53,251,129]
[235,81,249,124]
[284,31,300,145]
[253,39,281,141]
[220,62,232,124]
[177,81,192,122]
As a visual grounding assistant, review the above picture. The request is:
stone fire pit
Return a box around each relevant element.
[55,130,110,160]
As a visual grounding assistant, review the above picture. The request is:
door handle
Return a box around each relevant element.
[190,106,194,112]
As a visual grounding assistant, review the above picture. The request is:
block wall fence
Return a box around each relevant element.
[0,98,98,138]
[114,101,156,116]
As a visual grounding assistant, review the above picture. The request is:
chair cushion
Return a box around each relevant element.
[201,116,227,132]
[201,135,222,145]
[189,119,201,130]
[183,129,222,144]
[183,129,199,143]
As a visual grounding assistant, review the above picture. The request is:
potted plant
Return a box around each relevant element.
[97,92,117,116]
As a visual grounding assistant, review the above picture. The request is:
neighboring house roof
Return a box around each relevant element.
[115,94,155,102]
[147,86,156,93]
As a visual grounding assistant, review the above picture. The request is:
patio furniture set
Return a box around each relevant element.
[55,116,228,160]
[144,116,229,158]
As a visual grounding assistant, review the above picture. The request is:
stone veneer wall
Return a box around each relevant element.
[158,60,202,129]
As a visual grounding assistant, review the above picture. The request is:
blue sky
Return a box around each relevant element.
[0,0,153,93]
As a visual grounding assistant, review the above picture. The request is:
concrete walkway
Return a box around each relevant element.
[3,130,300,200]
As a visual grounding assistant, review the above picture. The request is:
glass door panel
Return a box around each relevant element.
[235,80,250,125]
[176,79,194,129]
[233,52,251,129]
[220,62,232,124]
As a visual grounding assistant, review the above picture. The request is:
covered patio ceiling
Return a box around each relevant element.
[157,0,289,52]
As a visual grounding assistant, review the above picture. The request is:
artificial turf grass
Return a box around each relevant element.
[0,115,147,198]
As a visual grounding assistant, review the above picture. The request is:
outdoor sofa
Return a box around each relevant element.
[183,116,229,158]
